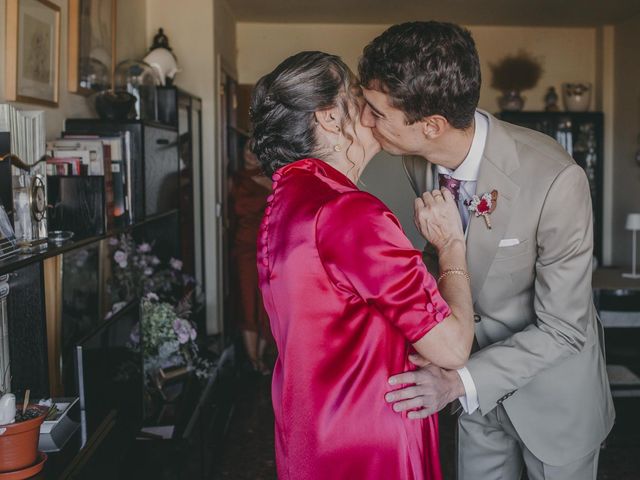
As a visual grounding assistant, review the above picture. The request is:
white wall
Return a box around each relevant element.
[146,0,217,333]
[0,0,147,139]
[146,0,237,334]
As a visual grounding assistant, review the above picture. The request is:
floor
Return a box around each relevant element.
[216,370,640,479]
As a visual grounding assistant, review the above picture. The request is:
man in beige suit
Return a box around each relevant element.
[359,22,614,479]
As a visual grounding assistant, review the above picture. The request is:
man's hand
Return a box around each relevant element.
[385,359,465,419]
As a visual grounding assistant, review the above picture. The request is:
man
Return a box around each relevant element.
[358,21,614,480]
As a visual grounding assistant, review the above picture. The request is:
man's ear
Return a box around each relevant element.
[315,107,342,134]
[421,115,448,140]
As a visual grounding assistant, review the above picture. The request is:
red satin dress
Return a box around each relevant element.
[257,158,449,480]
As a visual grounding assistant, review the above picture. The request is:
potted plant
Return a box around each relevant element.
[0,388,49,474]
[490,50,544,111]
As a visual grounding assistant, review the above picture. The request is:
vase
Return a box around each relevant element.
[498,90,525,111]
[0,404,48,473]
[562,82,592,112]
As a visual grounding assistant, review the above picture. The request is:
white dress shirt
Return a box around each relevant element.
[436,111,488,414]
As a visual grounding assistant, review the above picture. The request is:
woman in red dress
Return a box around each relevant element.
[250,51,474,479]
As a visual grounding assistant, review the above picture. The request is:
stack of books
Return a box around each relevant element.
[46,132,133,229]
[0,104,46,177]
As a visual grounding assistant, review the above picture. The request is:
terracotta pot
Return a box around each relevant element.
[0,405,48,473]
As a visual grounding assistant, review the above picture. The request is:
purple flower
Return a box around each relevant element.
[170,258,183,271]
[118,261,128,269]
[173,318,191,344]
[108,237,119,246]
[114,250,127,265]
[137,242,152,253]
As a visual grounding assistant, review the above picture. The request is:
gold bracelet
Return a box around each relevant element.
[437,268,470,284]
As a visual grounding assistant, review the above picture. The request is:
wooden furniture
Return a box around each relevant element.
[593,267,640,328]
[0,100,226,477]
[592,267,640,397]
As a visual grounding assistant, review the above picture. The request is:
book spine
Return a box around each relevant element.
[102,143,115,230]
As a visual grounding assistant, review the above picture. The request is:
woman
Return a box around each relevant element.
[251,51,474,480]
[230,140,273,374]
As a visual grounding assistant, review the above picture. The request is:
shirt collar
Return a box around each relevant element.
[436,111,488,182]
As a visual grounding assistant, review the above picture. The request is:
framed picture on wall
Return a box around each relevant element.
[5,0,61,106]
[68,0,117,95]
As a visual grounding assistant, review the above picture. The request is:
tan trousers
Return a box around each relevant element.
[457,405,600,480]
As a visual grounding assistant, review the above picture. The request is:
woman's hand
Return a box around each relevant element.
[413,188,464,253]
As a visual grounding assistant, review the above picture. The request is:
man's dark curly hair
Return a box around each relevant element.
[358,21,481,130]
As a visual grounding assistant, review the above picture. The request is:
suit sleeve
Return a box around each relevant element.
[315,191,450,343]
[466,164,596,415]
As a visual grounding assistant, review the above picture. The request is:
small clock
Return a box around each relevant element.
[30,175,46,221]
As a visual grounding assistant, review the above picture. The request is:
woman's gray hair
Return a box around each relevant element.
[250,51,360,175]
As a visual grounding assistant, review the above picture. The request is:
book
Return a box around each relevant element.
[46,157,82,176]
[102,143,116,230]
[47,138,105,175]
[62,132,131,225]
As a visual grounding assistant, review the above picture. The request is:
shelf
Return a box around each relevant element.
[0,209,179,276]
[65,117,178,132]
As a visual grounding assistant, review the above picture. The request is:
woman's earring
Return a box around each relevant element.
[334,127,342,152]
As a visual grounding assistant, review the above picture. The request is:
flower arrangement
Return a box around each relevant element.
[108,234,192,306]
[489,50,544,93]
[131,293,210,383]
[106,234,210,392]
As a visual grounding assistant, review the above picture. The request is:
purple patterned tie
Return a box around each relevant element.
[438,174,462,202]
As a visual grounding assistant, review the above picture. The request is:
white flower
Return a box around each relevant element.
[170,258,183,271]
[108,237,119,246]
[137,242,152,253]
[144,267,153,276]
[114,250,127,264]
[151,256,161,266]
[144,292,159,301]
[112,301,127,314]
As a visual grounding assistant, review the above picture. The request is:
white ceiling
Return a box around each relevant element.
[227,0,640,26]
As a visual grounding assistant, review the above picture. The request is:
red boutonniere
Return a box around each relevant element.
[466,190,498,229]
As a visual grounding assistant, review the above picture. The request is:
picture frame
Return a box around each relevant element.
[5,0,61,106]
[68,0,117,95]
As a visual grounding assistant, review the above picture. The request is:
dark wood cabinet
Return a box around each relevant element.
[499,111,604,263]
[0,104,216,477]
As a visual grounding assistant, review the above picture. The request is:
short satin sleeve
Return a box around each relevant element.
[316,191,450,343]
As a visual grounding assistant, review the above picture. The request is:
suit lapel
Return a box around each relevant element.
[466,112,521,301]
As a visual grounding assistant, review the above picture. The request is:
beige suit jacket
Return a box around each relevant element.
[403,110,615,466]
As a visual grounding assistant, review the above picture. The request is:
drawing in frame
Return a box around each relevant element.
[68,0,117,95]
[5,0,61,107]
